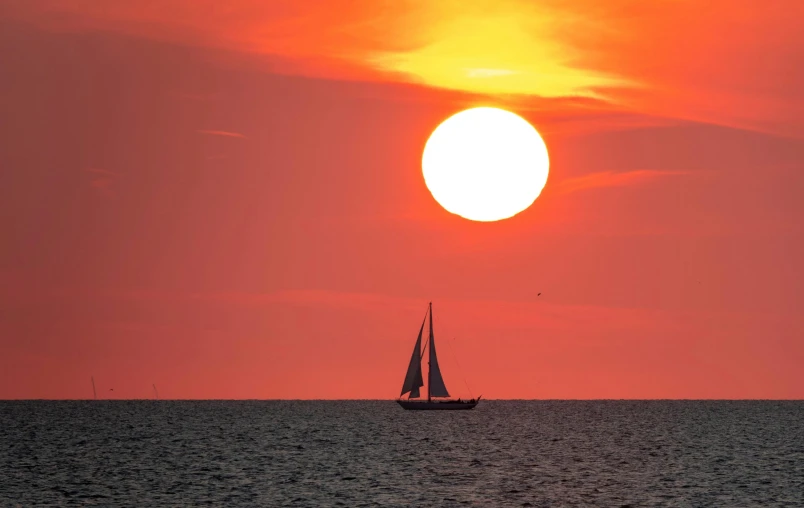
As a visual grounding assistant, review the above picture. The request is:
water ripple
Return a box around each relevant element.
[1,401,802,506]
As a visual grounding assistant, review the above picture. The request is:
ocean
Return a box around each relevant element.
[1,401,802,506]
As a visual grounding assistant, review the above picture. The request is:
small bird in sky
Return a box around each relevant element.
[537,293,542,296]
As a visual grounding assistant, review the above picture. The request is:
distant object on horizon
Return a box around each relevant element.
[397,302,480,410]
[153,384,159,400]
[91,376,97,400]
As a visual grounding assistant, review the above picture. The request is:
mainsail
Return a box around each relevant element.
[427,303,450,398]
[400,312,426,397]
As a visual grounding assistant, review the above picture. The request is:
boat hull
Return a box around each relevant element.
[397,400,478,410]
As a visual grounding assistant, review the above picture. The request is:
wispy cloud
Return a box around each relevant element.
[6,0,801,136]
[554,170,691,195]
[48,287,672,334]
[197,129,246,138]
[184,288,677,334]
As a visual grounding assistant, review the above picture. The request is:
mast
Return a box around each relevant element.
[91,376,97,400]
[427,302,432,402]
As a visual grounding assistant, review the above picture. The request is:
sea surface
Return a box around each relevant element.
[1,401,802,507]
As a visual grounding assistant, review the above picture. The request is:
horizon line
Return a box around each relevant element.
[1,398,802,402]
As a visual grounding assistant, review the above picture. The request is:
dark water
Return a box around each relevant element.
[1,401,802,507]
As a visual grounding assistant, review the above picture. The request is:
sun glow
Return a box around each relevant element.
[422,107,550,222]
[368,4,630,98]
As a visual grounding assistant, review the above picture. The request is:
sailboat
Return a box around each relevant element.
[397,302,480,410]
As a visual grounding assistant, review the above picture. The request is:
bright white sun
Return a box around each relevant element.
[422,107,549,222]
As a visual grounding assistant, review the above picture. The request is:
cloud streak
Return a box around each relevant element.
[554,170,691,195]
[197,129,246,138]
[5,0,802,136]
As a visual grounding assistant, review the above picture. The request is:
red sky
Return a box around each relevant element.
[1,1,802,399]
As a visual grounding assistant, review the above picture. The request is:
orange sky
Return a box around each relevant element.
[1,1,802,399]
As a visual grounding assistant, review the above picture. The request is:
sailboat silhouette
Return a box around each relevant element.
[397,302,480,410]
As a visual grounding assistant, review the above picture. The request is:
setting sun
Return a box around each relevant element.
[422,107,549,222]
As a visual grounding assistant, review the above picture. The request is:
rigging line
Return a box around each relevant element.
[447,337,474,399]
